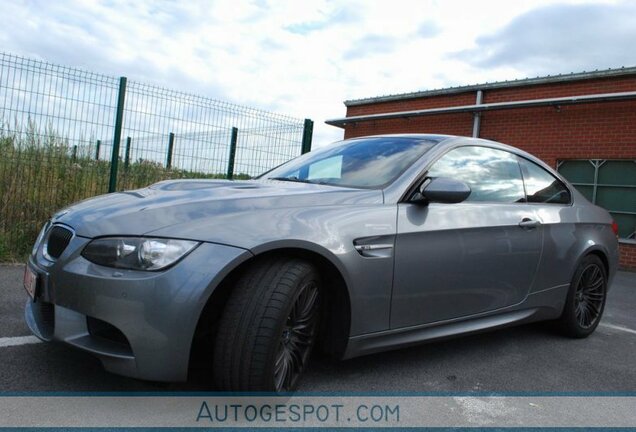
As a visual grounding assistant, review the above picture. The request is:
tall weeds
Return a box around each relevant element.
[0,122,247,261]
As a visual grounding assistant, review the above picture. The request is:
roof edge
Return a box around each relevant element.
[344,66,636,106]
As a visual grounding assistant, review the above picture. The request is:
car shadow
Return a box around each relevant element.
[3,321,567,392]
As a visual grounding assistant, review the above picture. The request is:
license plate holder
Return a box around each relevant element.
[23,265,39,300]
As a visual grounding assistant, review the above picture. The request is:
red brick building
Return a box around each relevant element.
[327,68,636,269]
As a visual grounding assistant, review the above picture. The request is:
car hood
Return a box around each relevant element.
[52,179,383,239]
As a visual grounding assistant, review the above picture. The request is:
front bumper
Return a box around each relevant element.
[25,234,251,382]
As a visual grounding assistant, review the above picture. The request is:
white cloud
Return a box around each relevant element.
[0,0,633,148]
[452,2,636,75]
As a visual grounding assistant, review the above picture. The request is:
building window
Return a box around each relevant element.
[558,160,636,243]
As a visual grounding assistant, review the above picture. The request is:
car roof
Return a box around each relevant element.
[343,133,560,173]
[348,133,456,142]
[346,134,530,158]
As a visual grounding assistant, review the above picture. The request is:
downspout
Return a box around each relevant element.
[472,90,482,138]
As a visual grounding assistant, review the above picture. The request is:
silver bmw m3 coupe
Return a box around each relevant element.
[24,134,619,391]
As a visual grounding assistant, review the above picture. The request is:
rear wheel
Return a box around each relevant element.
[213,256,321,392]
[557,255,607,338]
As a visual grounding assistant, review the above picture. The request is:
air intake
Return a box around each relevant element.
[44,226,73,259]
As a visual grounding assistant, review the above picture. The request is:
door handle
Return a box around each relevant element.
[518,218,541,229]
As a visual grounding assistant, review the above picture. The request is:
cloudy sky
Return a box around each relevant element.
[1,0,634,145]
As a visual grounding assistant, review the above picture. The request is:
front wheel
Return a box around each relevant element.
[556,255,607,338]
[213,256,321,392]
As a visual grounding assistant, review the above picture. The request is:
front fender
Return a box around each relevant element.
[151,205,398,335]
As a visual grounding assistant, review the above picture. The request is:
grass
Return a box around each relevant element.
[0,123,249,262]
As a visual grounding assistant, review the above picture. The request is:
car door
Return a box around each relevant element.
[515,155,574,291]
[390,145,543,329]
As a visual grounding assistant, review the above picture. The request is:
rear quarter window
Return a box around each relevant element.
[518,157,571,204]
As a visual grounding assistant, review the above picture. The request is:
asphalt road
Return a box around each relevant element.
[1,264,635,393]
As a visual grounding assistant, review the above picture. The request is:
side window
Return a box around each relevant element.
[518,157,571,204]
[427,146,525,203]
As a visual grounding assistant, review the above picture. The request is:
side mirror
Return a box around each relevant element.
[417,177,471,204]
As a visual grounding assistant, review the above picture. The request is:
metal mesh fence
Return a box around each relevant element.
[0,52,310,260]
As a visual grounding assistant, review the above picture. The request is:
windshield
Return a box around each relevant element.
[262,137,440,188]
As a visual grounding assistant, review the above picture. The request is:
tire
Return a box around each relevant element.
[556,255,607,338]
[213,256,321,392]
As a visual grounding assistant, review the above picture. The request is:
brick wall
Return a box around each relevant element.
[342,74,636,269]
[621,244,636,270]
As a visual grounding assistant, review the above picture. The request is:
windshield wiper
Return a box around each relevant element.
[268,176,315,184]
[268,176,340,187]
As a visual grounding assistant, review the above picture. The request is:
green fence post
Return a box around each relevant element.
[108,77,127,193]
[166,133,175,169]
[95,140,101,160]
[72,145,77,161]
[124,137,131,169]
[301,119,313,154]
[226,127,238,180]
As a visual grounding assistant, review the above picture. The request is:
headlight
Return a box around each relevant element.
[32,221,51,256]
[82,237,199,271]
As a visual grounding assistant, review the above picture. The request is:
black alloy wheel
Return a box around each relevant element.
[274,280,320,392]
[214,256,321,391]
[557,254,607,338]
[574,263,605,329]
